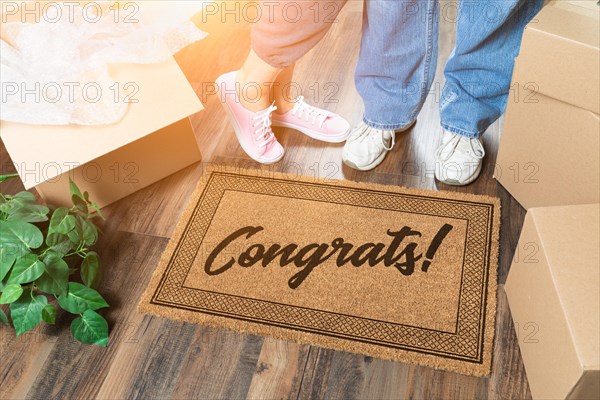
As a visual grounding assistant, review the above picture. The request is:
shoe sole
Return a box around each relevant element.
[272,120,349,143]
[435,163,482,186]
[342,150,388,171]
[216,75,284,165]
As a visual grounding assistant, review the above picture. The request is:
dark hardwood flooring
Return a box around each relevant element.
[0,2,530,399]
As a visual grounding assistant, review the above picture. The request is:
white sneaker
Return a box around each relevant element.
[434,131,485,185]
[342,121,414,171]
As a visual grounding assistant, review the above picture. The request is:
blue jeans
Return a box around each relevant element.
[355,0,544,138]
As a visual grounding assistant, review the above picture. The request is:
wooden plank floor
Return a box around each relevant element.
[0,2,532,399]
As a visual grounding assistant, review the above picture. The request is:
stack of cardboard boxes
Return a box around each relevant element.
[498,2,600,399]
[496,0,599,209]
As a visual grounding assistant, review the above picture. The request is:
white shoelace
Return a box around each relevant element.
[290,96,331,128]
[251,103,277,148]
[350,123,396,151]
[435,133,485,162]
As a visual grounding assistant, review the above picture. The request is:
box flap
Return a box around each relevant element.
[530,204,600,369]
[495,90,600,209]
[0,57,203,189]
[551,0,600,18]
[513,3,600,114]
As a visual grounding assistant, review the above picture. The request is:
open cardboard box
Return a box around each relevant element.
[505,204,600,400]
[0,57,203,208]
[495,1,600,209]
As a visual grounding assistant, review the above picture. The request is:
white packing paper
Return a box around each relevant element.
[0,1,208,126]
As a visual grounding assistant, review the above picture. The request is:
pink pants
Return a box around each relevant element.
[251,0,348,69]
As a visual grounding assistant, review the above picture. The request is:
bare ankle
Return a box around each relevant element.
[235,72,272,112]
[240,97,271,113]
[274,96,295,114]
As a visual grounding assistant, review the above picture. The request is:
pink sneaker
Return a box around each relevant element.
[215,71,284,164]
[272,96,350,143]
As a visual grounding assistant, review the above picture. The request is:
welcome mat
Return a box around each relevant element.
[139,169,500,376]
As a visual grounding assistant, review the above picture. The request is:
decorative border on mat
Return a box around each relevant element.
[150,172,495,364]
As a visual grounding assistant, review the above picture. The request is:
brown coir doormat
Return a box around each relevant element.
[139,169,500,376]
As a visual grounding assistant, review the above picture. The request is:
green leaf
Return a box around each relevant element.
[91,203,106,221]
[70,179,88,214]
[0,201,10,215]
[66,216,97,247]
[81,251,99,287]
[0,220,44,251]
[12,191,35,202]
[1,195,30,213]
[42,304,56,324]
[71,310,108,347]
[69,179,85,201]
[36,252,69,296]
[45,233,73,257]
[0,245,18,281]
[9,292,47,336]
[3,193,49,223]
[0,308,8,325]
[7,254,44,285]
[48,208,76,235]
[46,232,68,247]
[0,284,23,304]
[57,282,109,314]
[79,217,98,246]
[72,195,88,214]
[0,173,19,183]
[6,203,50,223]
[67,218,85,246]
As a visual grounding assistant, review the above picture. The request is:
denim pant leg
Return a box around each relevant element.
[355,0,439,130]
[440,0,544,138]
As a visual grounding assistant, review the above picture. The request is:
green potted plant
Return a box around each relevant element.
[0,175,110,346]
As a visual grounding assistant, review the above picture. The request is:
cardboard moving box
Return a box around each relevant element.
[0,57,203,208]
[505,204,600,400]
[495,2,600,209]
